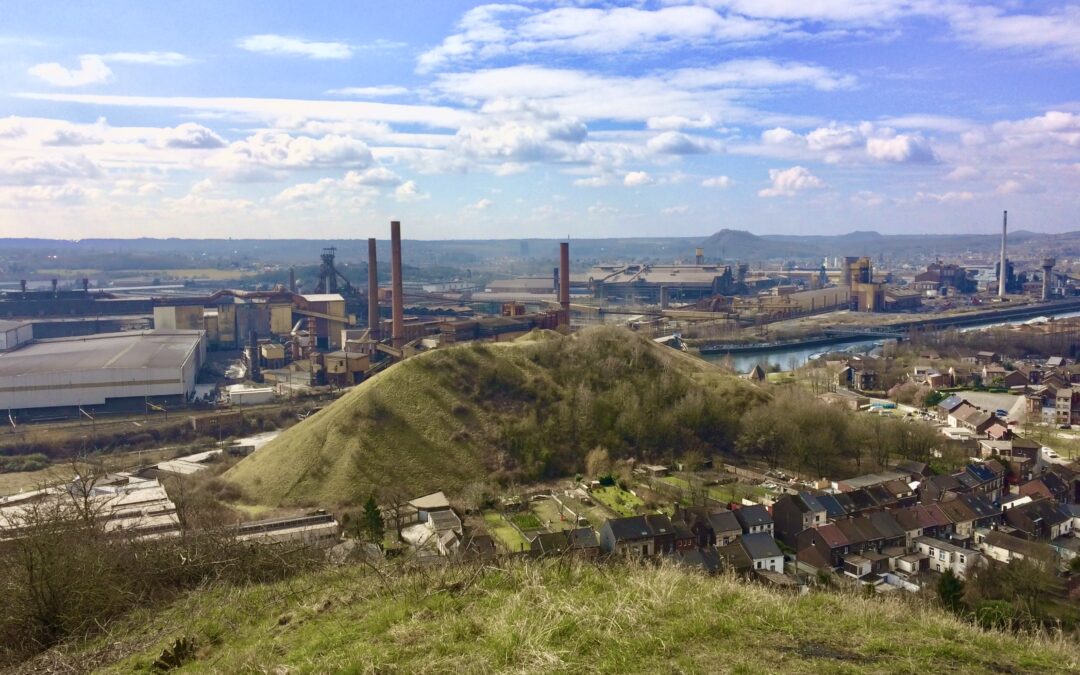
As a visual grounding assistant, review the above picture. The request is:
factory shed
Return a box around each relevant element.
[0,329,206,411]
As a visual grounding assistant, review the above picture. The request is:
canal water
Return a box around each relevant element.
[698,308,1080,373]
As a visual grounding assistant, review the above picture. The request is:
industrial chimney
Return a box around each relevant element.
[695,247,704,265]
[289,267,297,293]
[367,237,380,340]
[248,330,263,383]
[1042,258,1055,301]
[998,210,1008,298]
[390,221,405,349]
[50,278,58,296]
[559,242,570,328]
[82,278,89,293]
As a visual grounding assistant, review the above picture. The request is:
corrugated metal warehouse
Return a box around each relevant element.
[0,329,206,411]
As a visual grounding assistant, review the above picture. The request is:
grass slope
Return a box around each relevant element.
[33,560,1080,674]
[224,327,763,508]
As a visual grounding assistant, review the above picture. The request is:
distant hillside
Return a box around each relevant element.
[224,327,764,507]
[699,228,1080,262]
[699,229,808,260]
[34,559,1080,673]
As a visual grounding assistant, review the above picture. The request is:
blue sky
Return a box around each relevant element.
[2,1,1080,239]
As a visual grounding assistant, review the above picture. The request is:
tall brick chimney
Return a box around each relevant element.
[391,221,405,349]
[559,242,570,328]
[368,237,380,340]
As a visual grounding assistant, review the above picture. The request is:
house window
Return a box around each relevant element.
[756,561,762,569]
[939,551,947,562]
[959,555,965,564]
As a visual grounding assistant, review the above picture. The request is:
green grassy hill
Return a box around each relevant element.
[32,560,1080,674]
[224,327,764,507]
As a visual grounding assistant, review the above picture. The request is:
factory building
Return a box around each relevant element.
[587,263,744,305]
[0,320,33,352]
[0,329,206,412]
[153,290,294,350]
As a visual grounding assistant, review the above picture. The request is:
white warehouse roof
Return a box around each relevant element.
[0,330,206,410]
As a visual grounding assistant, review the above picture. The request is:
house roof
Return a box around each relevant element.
[716,542,753,572]
[895,460,930,477]
[869,512,905,540]
[409,491,451,511]
[965,463,997,484]
[797,492,827,514]
[741,532,783,560]
[835,519,866,546]
[1010,499,1068,528]
[602,514,674,542]
[812,523,850,548]
[937,395,966,413]
[567,527,599,549]
[707,510,741,533]
[734,504,772,529]
[983,530,1055,560]
[815,494,848,519]
[959,493,1001,520]
[915,536,969,555]
[671,547,722,574]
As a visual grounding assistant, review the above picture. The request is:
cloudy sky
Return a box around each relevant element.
[2,1,1080,240]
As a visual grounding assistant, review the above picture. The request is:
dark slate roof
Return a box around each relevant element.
[959,493,1001,520]
[602,515,654,541]
[939,498,977,524]
[937,395,965,412]
[740,532,783,560]
[984,530,1056,561]
[868,512,905,540]
[798,492,827,514]
[852,517,885,542]
[1012,499,1068,527]
[707,510,741,534]
[831,492,856,514]
[816,494,848,520]
[567,527,599,549]
[896,460,930,478]
[892,508,920,532]
[671,547,722,574]
[644,514,674,536]
[965,463,996,483]
[734,505,773,530]
[847,488,878,511]
[716,542,753,572]
[673,520,694,540]
[867,484,894,505]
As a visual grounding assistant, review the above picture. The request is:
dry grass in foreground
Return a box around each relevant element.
[24,558,1080,674]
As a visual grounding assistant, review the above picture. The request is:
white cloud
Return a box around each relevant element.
[851,190,886,207]
[646,115,715,130]
[761,127,802,146]
[945,165,980,181]
[662,205,690,215]
[160,123,226,149]
[470,198,493,210]
[0,155,101,186]
[865,133,936,163]
[574,175,613,188]
[915,190,974,203]
[0,117,26,139]
[28,55,112,87]
[238,34,353,60]
[42,127,103,147]
[452,100,587,163]
[17,93,476,130]
[701,175,732,188]
[395,180,428,202]
[0,184,101,207]
[704,0,915,24]
[646,131,714,155]
[996,178,1044,195]
[943,4,1080,61]
[209,131,373,177]
[758,165,824,197]
[101,51,192,66]
[326,86,409,98]
[343,166,402,186]
[624,171,653,186]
